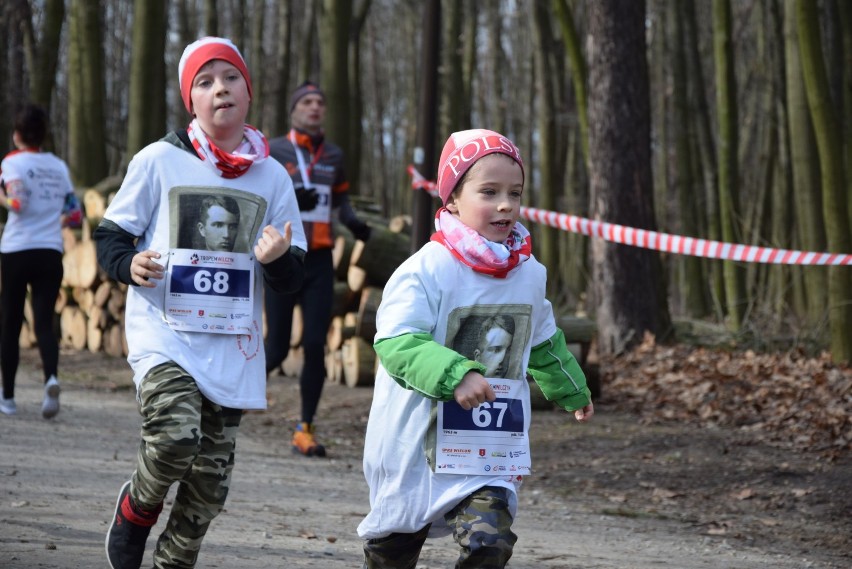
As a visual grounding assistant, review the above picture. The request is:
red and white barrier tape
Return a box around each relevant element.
[408,165,852,266]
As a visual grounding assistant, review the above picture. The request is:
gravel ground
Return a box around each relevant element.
[0,348,848,568]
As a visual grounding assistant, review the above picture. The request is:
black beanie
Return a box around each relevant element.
[289,81,325,113]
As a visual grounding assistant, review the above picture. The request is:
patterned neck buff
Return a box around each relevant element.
[186,119,269,179]
[431,207,532,279]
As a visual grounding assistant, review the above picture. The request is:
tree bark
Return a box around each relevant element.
[347,0,372,193]
[553,0,589,169]
[248,0,265,129]
[531,0,559,286]
[712,0,747,330]
[272,0,292,137]
[318,0,352,153]
[126,0,167,162]
[671,0,710,317]
[796,0,852,364]
[440,0,465,138]
[684,0,723,311]
[588,0,672,356]
[783,0,827,326]
[22,0,64,112]
[68,0,108,186]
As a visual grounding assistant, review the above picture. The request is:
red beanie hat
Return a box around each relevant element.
[178,37,253,114]
[436,129,524,205]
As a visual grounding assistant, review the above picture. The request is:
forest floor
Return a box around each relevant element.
[0,340,849,568]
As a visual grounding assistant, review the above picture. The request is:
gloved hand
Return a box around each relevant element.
[351,220,371,242]
[295,188,319,211]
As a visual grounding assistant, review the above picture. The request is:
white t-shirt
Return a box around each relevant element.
[0,150,75,253]
[103,140,306,409]
[358,241,557,539]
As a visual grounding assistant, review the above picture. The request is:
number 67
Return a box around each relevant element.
[472,401,507,428]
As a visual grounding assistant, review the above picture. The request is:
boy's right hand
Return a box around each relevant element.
[130,250,164,288]
[454,371,496,410]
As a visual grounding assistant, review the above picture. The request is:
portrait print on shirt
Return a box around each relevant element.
[168,185,267,254]
[447,304,532,380]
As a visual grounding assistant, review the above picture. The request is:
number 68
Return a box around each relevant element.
[194,270,230,294]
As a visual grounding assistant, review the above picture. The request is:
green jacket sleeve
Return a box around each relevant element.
[527,328,591,411]
[374,333,487,401]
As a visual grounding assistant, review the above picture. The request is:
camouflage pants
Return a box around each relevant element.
[129,361,243,569]
[363,486,517,569]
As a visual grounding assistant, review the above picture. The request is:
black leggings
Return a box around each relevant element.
[1,249,63,399]
[263,248,334,425]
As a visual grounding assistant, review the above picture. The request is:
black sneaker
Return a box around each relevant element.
[105,480,161,569]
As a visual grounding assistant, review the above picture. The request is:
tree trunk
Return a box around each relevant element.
[441,0,465,138]
[783,0,827,327]
[272,0,292,137]
[671,0,710,317]
[553,0,589,169]
[126,0,167,162]
[796,0,852,364]
[684,0,724,312]
[248,0,265,129]
[588,0,672,356]
[204,0,218,36]
[531,0,559,289]
[767,0,795,319]
[68,0,108,187]
[712,0,747,330]
[837,1,852,233]
[22,0,64,112]
[347,0,372,193]
[318,0,352,153]
[484,1,508,134]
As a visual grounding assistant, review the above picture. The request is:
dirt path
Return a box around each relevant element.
[1,349,848,568]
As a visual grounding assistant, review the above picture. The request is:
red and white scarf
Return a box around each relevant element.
[431,207,532,279]
[186,119,269,178]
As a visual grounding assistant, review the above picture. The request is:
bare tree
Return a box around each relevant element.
[21,0,64,112]
[588,0,672,355]
[713,0,747,330]
[318,0,353,156]
[347,0,372,193]
[796,0,852,364]
[126,0,167,164]
[531,0,560,288]
[68,0,108,186]
[271,1,292,137]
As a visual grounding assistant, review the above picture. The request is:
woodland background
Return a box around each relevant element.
[0,0,850,365]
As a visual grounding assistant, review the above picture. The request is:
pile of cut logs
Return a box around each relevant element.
[15,186,130,358]
[277,212,413,387]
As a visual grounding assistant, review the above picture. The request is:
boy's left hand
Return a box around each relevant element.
[574,401,594,423]
[254,222,292,264]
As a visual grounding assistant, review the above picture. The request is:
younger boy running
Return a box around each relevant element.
[358,129,593,568]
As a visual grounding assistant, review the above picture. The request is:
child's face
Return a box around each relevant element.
[446,154,523,243]
[190,59,251,138]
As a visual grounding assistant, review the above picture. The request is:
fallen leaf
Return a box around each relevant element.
[733,488,755,500]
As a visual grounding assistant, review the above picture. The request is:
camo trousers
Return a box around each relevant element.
[363,486,517,569]
[128,361,243,569]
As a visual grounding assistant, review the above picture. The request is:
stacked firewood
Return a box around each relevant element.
[277,213,413,387]
[15,186,130,358]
